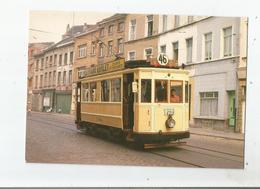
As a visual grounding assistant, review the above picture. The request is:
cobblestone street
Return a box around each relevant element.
[26,112,244,168]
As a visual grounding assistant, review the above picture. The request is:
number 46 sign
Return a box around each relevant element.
[157,53,169,66]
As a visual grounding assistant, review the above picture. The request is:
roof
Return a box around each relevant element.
[97,14,127,25]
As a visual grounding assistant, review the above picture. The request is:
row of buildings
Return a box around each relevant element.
[28,14,247,133]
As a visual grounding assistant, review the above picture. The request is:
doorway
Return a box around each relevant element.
[227,91,236,128]
[123,73,134,130]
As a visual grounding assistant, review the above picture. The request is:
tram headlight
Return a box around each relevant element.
[165,115,176,128]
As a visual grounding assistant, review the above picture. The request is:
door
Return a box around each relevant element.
[56,94,72,114]
[228,91,236,127]
[123,73,134,130]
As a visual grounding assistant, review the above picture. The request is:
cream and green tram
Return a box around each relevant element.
[75,59,190,145]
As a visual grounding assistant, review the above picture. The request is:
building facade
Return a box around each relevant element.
[32,24,87,114]
[158,15,246,132]
[124,14,159,61]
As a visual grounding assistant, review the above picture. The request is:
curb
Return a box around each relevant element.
[190,132,244,141]
[28,111,75,119]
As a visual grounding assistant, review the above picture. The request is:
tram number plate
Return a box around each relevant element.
[164,108,174,116]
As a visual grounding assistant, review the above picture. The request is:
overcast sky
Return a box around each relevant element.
[29,11,114,43]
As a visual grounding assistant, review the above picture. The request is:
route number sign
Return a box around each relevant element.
[157,53,169,66]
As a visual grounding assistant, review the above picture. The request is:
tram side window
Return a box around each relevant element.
[141,79,151,103]
[111,78,121,102]
[155,80,168,103]
[170,80,183,103]
[90,82,97,102]
[82,83,89,102]
[101,80,110,102]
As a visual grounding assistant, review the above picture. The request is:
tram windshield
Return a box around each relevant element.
[141,79,151,103]
[155,80,168,103]
[170,80,183,103]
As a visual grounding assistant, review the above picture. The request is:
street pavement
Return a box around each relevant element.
[25,112,244,168]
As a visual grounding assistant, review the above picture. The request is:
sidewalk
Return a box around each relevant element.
[27,111,75,119]
[189,127,244,141]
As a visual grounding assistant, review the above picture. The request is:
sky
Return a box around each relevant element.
[29,11,114,43]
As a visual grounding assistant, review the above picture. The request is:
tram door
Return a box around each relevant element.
[123,73,134,130]
[76,82,81,122]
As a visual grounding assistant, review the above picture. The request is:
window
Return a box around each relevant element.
[101,80,110,102]
[69,70,72,84]
[141,79,151,103]
[174,15,180,28]
[82,83,89,102]
[99,43,104,57]
[64,53,68,65]
[172,42,179,62]
[100,28,105,37]
[128,51,136,60]
[49,72,52,87]
[89,82,97,102]
[53,71,56,86]
[59,54,62,66]
[200,92,218,116]
[49,55,53,66]
[63,71,66,85]
[36,60,39,70]
[162,15,167,32]
[40,75,43,88]
[205,32,212,60]
[108,25,114,35]
[111,78,121,102]
[118,22,124,32]
[118,38,124,54]
[91,42,96,55]
[41,58,44,69]
[78,45,87,58]
[155,80,168,103]
[186,38,193,63]
[129,19,136,40]
[223,27,232,57]
[35,76,38,89]
[54,54,57,66]
[170,80,183,103]
[108,41,113,56]
[57,72,61,85]
[44,72,47,87]
[188,16,194,23]
[147,15,153,37]
[160,45,166,54]
[144,48,153,60]
[45,57,48,68]
[69,52,73,64]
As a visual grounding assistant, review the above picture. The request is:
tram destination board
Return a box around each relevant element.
[78,58,125,79]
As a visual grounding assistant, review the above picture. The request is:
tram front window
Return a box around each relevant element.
[141,79,151,103]
[170,80,183,103]
[155,80,168,103]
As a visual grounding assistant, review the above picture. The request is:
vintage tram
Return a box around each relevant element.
[75,58,190,148]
